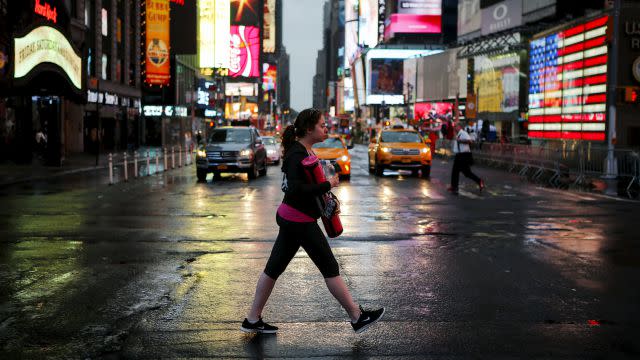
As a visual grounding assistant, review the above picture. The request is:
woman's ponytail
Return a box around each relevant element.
[281,125,296,155]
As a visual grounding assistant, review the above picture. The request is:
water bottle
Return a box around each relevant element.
[321,160,336,179]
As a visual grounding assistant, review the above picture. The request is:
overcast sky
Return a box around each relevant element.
[283,0,325,111]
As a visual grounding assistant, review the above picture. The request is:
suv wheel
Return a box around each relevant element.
[248,162,259,179]
[368,155,374,174]
[196,169,207,182]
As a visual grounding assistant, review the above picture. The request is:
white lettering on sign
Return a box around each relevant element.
[143,105,163,116]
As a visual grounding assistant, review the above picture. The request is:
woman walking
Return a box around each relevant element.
[241,108,384,334]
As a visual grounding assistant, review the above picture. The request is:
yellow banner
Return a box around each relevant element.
[146,0,170,85]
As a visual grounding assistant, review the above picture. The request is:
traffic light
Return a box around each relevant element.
[624,86,640,103]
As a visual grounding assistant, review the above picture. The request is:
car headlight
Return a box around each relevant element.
[240,149,253,158]
[382,147,390,153]
[421,148,429,154]
[197,149,207,158]
[340,155,349,162]
[267,149,276,155]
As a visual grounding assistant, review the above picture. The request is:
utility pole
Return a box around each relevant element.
[603,0,621,195]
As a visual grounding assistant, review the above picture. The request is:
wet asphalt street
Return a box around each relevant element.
[1,145,640,359]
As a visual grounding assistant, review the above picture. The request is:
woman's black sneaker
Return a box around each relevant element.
[240,317,278,334]
[351,305,385,333]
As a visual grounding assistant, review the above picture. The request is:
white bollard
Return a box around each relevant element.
[179,146,183,167]
[123,152,128,181]
[171,146,175,169]
[155,151,159,175]
[134,151,138,178]
[108,153,114,185]
[146,151,151,176]
[163,147,168,171]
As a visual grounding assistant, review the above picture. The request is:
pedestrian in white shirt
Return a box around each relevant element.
[448,123,484,194]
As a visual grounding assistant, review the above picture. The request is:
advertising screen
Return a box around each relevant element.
[458,0,481,37]
[229,25,260,78]
[231,0,261,25]
[146,0,171,85]
[13,26,82,90]
[384,0,442,39]
[342,76,355,112]
[370,59,403,95]
[225,101,258,120]
[365,49,441,105]
[353,57,366,107]
[344,0,359,68]
[358,0,378,48]
[474,53,519,113]
[198,0,230,69]
[528,15,609,141]
[226,82,258,96]
[263,0,276,53]
[414,102,453,120]
[262,63,277,91]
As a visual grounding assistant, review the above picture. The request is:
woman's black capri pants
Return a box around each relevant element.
[264,214,340,279]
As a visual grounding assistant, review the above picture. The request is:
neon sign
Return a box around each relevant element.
[528,15,609,141]
[34,0,58,23]
[14,26,82,89]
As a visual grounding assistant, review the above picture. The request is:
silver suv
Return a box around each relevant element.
[196,127,267,181]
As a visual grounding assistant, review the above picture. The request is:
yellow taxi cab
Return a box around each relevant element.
[368,127,432,178]
[312,135,352,180]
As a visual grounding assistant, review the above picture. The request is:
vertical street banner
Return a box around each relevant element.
[263,0,276,53]
[146,0,171,85]
[198,0,231,69]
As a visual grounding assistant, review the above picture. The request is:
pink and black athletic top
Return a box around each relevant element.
[278,141,331,222]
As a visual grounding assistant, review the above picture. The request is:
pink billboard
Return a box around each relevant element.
[229,25,260,78]
[414,102,453,120]
[384,13,442,39]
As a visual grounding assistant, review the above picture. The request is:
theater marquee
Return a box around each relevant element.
[13,25,82,89]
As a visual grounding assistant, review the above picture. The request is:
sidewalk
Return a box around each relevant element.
[0,146,165,187]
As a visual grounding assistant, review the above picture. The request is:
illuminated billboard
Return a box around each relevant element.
[359,0,378,48]
[231,0,261,25]
[226,82,258,96]
[229,25,260,77]
[474,53,519,113]
[198,0,230,69]
[13,26,82,89]
[225,101,259,120]
[384,0,442,39]
[528,15,609,141]
[263,0,276,53]
[344,0,359,68]
[371,59,403,95]
[262,63,277,91]
[365,48,441,105]
[414,102,453,120]
[146,0,171,85]
[458,0,481,37]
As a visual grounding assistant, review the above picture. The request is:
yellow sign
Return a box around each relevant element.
[263,0,276,53]
[145,0,171,85]
[198,0,230,69]
[13,26,82,89]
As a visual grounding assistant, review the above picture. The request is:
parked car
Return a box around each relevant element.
[261,136,281,165]
[195,126,267,181]
[368,127,432,178]
[312,135,352,180]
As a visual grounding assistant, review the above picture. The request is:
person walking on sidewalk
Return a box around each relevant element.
[241,108,385,335]
[448,122,484,195]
